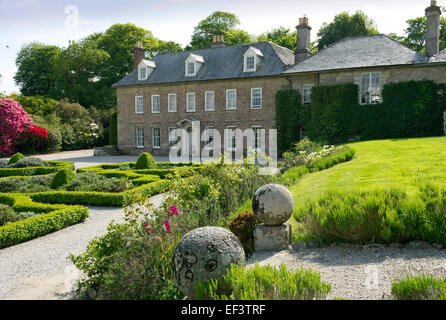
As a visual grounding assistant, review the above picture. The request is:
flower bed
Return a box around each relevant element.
[0,193,89,249]
[0,160,74,177]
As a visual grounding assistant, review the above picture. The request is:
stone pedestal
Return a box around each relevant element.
[254,223,292,251]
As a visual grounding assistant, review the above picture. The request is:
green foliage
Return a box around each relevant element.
[316,11,379,50]
[275,89,308,153]
[135,153,157,170]
[7,153,25,166]
[360,81,444,140]
[189,11,248,49]
[0,160,73,177]
[196,263,331,300]
[0,193,89,248]
[51,168,76,189]
[257,27,297,51]
[109,112,117,146]
[0,204,16,227]
[295,184,446,245]
[228,210,259,257]
[308,83,360,143]
[392,275,446,300]
[9,157,49,168]
[7,94,58,116]
[307,147,356,172]
[0,175,54,193]
[281,165,310,185]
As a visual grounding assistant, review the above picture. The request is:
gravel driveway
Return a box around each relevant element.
[249,246,446,300]
[0,194,165,300]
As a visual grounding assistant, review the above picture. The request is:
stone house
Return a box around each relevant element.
[113,0,446,156]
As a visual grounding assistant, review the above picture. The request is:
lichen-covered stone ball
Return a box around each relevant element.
[173,227,245,299]
[252,184,294,225]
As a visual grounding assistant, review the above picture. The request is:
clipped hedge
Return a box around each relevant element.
[0,193,89,249]
[29,179,171,207]
[0,160,74,177]
[135,153,157,170]
[7,153,25,166]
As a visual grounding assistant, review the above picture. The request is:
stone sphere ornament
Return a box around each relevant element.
[252,184,294,225]
[173,227,246,299]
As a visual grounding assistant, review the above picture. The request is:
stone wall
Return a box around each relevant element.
[116,76,288,156]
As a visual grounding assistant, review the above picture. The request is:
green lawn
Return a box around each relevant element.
[289,136,446,210]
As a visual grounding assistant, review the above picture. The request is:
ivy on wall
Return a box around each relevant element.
[275,80,445,149]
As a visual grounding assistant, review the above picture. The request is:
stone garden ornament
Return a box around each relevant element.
[173,226,246,299]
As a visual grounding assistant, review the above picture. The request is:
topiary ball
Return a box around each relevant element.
[252,184,294,225]
[7,153,25,166]
[135,152,157,170]
[51,168,75,189]
[173,227,246,299]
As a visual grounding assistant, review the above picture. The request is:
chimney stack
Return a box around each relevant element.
[133,41,146,69]
[425,0,441,58]
[210,35,226,48]
[295,16,312,64]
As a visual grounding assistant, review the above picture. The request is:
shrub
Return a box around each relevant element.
[8,157,49,168]
[7,153,25,166]
[135,153,157,170]
[51,168,76,189]
[228,210,259,258]
[66,172,133,193]
[196,263,331,300]
[0,160,73,177]
[16,125,49,153]
[307,147,356,172]
[0,204,16,226]
[0,175,53,193]
[0,98,35,156]
[392,275,446,300]
[0,160,7,169]
[281,165,310,185]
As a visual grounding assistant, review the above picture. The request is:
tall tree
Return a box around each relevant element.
[316,11,379,50]
[257,27,297,51]
[394,16,446,53]
[189,11,250,49]
[14,42,61,97]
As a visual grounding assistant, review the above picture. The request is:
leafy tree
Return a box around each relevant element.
[316,11,379,50]
[7,94,58,116]
[257,27,297,51]
[394,16,446,53]
[189,11,250,49]
[14,42,61,97]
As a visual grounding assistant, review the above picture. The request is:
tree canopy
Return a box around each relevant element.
[257,27,297,51]
[189,11,251,49]
[316,11,379,50]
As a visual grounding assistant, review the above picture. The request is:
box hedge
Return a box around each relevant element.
[0,161,74,177]
[0,193,89,249]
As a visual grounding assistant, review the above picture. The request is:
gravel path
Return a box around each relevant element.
[248,246,446,300]
[0,194,166,300]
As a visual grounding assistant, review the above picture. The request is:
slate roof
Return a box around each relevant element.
[429,48,446,63]
[112,42,295,87]
[284,34,429,74]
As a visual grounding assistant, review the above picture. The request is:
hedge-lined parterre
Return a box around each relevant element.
[0,160,74,177]
[0,193,89,248]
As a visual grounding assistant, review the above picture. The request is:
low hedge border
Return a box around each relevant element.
[29,179,172,207]
[0,193,89,249]
[0,161,74,177]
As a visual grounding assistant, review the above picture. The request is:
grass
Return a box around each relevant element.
[289,136,446,210]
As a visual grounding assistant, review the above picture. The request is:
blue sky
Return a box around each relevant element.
[0,0,440,94]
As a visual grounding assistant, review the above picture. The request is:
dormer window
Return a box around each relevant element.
[185,53,204,77]
[138,60,156,81]
[243,47,263,73]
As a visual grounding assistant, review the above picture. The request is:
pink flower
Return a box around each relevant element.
[168,206,179,216]
[144,223,152,234]
[164,220,171,234]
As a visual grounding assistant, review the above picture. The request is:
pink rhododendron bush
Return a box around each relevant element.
[0,98,46,156]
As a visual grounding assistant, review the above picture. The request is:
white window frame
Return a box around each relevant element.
[151,95,160,113]
[152,127,161,149]
[204,126,214,149]
[226,126,236,151]
[136,127,144,148]
[138,67,147,81]
[205,91,215,112]
[303,84,314,104]
[244,55,256,72]
[186,62,195,77]
[226,89,237,110]
[135,96,143,114]
[168,127,177,149]
[251,126,262,152]
[360,72,382,105]
[251,88,262,109]
[168,93,177,113]
[186,92,196,112]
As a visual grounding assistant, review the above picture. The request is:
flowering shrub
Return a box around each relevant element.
[0,99,35,156]
[16,125,49,153]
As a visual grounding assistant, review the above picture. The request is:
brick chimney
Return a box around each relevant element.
[295,16,312,64]
[425,0,441,58]
[210,35,226,48]
[133,41,146,69]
